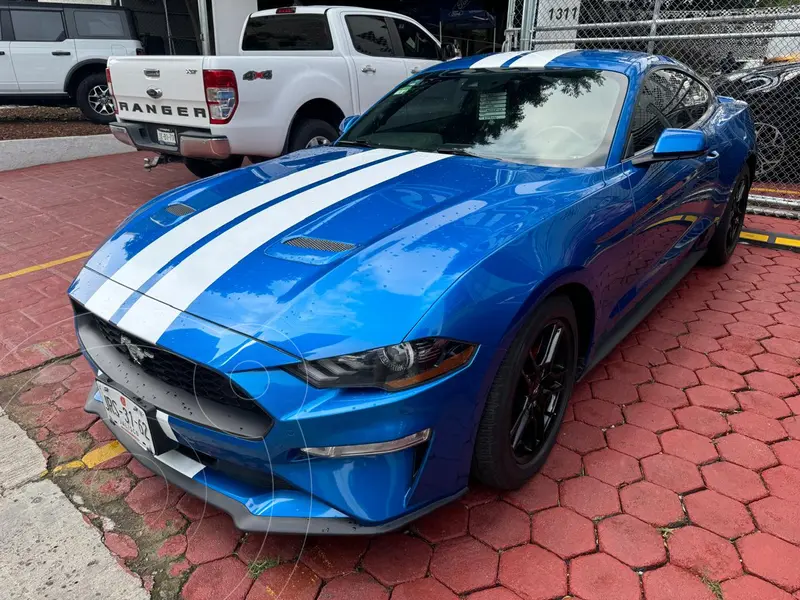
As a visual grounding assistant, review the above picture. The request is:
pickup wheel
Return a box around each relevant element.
[76,72,115,124]
[288,119,338,152]
[184,156,244,178]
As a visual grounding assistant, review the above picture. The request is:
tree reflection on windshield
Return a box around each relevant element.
[340,69,627,168]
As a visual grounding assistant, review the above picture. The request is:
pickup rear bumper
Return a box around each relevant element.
[109,122,231,160]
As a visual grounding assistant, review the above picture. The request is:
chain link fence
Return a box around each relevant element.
[503,0,800,203]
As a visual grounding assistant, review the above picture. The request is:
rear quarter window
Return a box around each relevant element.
[74,10,127,39]
[242,14,333,51]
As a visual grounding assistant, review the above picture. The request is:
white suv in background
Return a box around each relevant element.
[0,2,142,123]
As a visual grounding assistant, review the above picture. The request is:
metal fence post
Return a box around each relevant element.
[647,0,662,54]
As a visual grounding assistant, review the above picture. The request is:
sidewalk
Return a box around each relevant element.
[0,402,148,599]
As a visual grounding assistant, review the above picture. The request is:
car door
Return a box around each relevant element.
[9,7,76,94]
[342,14,408,114]
[0,10,18,92]
[622,68,719,303]
[389,18,441,77]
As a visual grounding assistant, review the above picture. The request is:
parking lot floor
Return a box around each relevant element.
[2,153,800,599]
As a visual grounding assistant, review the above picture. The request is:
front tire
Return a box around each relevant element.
[288,118,338,153]
[473,295,578,490]
[76,72,115,124]
[702,167,750,266]
[183,155,244,179]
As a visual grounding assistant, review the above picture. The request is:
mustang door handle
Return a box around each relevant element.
[52,51,72,56]
[361,65,376,74]
[705,150,720,161]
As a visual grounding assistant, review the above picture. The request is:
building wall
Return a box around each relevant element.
[212,0,257,55]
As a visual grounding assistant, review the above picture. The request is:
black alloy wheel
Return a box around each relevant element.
[702,166,751,266]
[725,175,749,256]
[473,295,578,490]
[510,320,570,463]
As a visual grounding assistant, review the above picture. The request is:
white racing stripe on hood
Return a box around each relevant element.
[85,148,402,320]
[116,151,452,344]
[85,277,139,322]
[470,51,528,69]
[509,49,573,68]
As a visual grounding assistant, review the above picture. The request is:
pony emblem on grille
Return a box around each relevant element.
[120,335,154,366]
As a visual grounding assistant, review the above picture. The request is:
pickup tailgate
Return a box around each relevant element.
[109,56,209,127]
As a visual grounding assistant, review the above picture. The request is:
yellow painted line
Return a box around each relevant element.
[740,231,770,242]
[775,236,800,248]
[0,251,92,282]
[52,460,86,475]
[753,186,800,197]
[81,441,126,469]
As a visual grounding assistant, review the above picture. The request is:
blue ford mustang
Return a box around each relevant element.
[69,50,755,534]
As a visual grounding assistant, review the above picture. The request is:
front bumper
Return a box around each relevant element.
[110,122,231,160]
[85,384,462,534]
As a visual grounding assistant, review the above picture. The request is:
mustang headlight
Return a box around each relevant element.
[284,338,476,391]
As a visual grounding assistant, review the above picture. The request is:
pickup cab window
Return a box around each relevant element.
[346,15,394,57]
[392,19,439,60]
[242,14,333,51]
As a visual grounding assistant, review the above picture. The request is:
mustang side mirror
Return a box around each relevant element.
[339,115,360,135]
[632,128,708,166]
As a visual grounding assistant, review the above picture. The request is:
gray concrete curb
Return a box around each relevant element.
[0,134,135,172]
[0,415,148,599]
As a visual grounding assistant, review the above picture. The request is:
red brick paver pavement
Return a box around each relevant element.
[0,154,191,375]
[1,158,800,598]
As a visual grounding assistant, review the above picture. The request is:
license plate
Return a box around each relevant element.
[156,128,177,146]
[98,382,155,454]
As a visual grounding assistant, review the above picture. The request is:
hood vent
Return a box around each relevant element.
[151,203,197,227]
[166,203,196,217]
[283,236,355,253]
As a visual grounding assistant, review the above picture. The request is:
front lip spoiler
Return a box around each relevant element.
[85,386,464,535]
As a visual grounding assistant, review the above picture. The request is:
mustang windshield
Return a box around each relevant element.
[340,68,628,167]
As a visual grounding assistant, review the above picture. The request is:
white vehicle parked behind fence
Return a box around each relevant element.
[107,5,453,178]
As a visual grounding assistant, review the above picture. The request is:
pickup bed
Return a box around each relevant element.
[107,6,447,177]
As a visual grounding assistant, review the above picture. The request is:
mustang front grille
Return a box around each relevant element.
[92,315,261,413]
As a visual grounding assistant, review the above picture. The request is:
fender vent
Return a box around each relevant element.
[283,236,355,253]
[166,203,196,217]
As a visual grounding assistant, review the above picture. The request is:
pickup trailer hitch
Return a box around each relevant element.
[143,154,181,172]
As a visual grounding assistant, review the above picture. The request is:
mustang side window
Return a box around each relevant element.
[628,77,670,156]
[652,70,711,129]
[627,69,711,157]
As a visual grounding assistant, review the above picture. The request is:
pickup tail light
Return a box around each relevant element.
[203,69,238,124]
[105,67,118,115]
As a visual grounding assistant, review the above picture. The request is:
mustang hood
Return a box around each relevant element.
[75,147,603,360]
